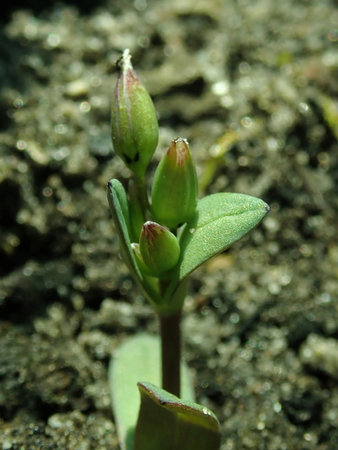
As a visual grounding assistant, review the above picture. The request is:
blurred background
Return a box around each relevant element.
[0,0,337,448]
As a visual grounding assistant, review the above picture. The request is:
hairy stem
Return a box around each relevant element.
[159,310,181,397]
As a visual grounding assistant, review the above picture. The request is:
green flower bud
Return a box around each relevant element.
[151,138,198,229]
[139,221,180,277]
[111,49,159,180]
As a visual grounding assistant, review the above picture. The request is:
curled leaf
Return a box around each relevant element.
[134,381,221,450]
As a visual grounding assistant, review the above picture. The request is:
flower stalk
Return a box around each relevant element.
[159,311,181,397]
[108,49,269,450]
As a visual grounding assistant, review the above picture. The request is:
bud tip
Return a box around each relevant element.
[167,138,190,168]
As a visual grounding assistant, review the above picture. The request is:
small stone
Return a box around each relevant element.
[65,79,89,98]
[300,334,338,379]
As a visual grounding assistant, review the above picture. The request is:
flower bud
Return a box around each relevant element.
[111,49,159,180]
[151,138,198,229]
[139,221,180,277]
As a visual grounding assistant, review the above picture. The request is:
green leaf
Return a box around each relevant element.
[107,179,160,303]
[134,382,221,450]
[107,179,138,276]
[177,193,269,280]
[109,334,194,450]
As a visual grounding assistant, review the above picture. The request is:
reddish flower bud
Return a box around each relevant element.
[139,221,180,277]
[111,49,158,180]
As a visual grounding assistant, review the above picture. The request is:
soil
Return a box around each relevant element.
[0,0,337,449]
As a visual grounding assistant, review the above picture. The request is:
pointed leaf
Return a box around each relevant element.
[135,382,221,450]
[107,179,160,303]
[109,334,194,450]
[107,179,138,276]
[177,193,269,280]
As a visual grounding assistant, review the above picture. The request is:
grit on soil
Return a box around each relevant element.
[0,1,337,449]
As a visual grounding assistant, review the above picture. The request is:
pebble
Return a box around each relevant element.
[65,79,89,98]
[300,334,338,379]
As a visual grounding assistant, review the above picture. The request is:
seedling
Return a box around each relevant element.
[107,49,269,450]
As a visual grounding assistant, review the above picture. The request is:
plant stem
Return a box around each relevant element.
[134,176,149,215]
[159,310,181,397]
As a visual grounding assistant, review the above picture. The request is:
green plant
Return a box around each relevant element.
[107,49,269,450]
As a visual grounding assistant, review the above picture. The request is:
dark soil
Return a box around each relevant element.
[0,0,337,448]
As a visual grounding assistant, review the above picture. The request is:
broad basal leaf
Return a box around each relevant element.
[109,334,194,450]
[134,382,221,450]
[177,193,269,280]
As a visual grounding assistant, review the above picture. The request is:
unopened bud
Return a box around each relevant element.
[139,221,180,277]
[111,49,158,180]
[151,138,198,229]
